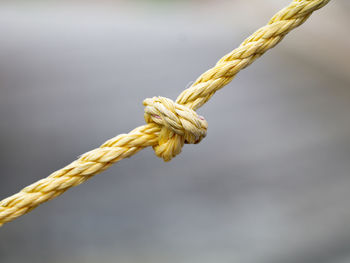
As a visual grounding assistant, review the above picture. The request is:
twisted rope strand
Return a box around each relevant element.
[0,0,329,227]
[0,124,160,226]
[176,0,330,110]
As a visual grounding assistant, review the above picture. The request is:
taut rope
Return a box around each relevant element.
[0,0,330,227]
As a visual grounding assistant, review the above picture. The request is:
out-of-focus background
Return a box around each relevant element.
[0,1,349,262]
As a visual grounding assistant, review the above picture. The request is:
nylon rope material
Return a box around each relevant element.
[0,0,330,227]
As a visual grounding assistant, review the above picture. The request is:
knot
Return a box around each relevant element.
[143,96,208,162]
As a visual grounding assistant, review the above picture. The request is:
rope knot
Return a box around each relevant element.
[143,96,208,161]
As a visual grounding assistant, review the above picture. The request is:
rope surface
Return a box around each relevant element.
[0,0,330,227]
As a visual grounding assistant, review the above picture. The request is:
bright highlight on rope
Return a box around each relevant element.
[0,0,330,227]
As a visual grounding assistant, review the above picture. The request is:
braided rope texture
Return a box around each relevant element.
[0,0,330,227]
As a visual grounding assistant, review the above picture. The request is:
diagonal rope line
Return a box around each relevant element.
[0,0,330,227]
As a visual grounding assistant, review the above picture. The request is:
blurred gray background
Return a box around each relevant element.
[0,1,350,263]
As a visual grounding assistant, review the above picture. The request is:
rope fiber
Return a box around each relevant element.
[0,0,330,227]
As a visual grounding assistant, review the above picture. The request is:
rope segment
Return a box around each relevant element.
[0,0,330,227]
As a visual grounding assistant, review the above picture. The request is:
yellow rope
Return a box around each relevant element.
[0,0,330,227]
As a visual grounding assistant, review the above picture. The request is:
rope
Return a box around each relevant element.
[0,0,330,227]
[144,96,208,161]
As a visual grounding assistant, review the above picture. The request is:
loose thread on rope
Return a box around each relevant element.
[0,0,330,227]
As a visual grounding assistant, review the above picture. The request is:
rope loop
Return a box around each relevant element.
[143,96,208,161]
